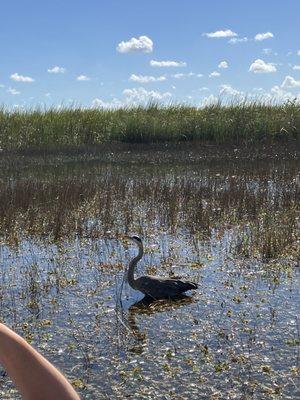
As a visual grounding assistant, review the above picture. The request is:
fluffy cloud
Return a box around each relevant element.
[249,59,277,73]
[116,35,153,53]
[219,84,241,96]
[249,85,299,103]
[7,87,20,95]
[281,75,300,88]
[209,71,221,77]
[129,74,166,83]
[10,73,34,82]
[92,98,122,109]
[228,37,248,44]
[47,66,66,74]
[292,65,300,70]
[92,87,172,109]
[123,87,171,103]
[298,50,300,56]
[76,75,90,81]
[218,61,228,69]
[171,72,203,79]
[270,86,297,101]
[201,94,218,106]
[203,29,237,38]
[150,60,187,67]
[254,32,274,41]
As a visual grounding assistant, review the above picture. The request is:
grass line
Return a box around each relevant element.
[0,101,299,150]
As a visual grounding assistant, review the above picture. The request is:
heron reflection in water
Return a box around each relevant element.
[127,295,195,353]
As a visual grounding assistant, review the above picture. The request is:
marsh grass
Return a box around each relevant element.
[0,159,298,260]
[0,100,299,150]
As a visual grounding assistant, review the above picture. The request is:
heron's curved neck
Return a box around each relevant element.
[128,244,143,289]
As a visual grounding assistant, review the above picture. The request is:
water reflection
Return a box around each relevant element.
[125,295,195,354]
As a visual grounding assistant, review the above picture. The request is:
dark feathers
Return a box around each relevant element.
[135,276,198,299]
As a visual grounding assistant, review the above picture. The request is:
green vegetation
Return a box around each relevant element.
[0,100,299,150]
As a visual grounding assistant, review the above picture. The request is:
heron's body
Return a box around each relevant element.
[127,236,198,299]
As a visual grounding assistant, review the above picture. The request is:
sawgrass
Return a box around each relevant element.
[0,100,299,150]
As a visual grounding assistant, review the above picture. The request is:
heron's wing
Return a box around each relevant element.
[136,276,197,298]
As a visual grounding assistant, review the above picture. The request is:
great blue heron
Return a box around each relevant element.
[126,236,198,299]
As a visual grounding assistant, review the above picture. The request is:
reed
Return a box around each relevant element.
[0,100,299,150]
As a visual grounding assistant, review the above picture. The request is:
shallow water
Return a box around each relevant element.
[0,151,299,399]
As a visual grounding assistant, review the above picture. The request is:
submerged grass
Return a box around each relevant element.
[0,100,299,150]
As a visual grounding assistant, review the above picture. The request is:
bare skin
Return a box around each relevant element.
[0,323,80,400]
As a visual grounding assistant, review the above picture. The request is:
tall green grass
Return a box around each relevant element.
[0,100,299,150]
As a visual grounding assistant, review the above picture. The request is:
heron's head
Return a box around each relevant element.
[128,235,143,248]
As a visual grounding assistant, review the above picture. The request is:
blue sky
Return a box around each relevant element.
[1,0,300,108]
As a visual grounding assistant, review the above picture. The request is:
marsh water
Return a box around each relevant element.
[0,145,299,399]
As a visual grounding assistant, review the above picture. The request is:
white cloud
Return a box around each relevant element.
[92,87,172,109]
[249,85,299,103]
[281,75,300,88]
[92,98,122,109]
[249,59,277,73]
[262,48,278,56]
[129,74,166,83]
[45,93,51,97]
[10,73,34,83]
[76,75,90,81]
[262,48,272,55]
[7,87,20,95]
[116,35,153,53]
[12,104,24,110]
[218,61,228,69]
[150,60,187,67]
[171,72,203,79]
[292,65,300,70]
[203,29,237,38]
[201,94,218,106]
[209,71,221,77]
[199,87,209,92]
[228,37,248,44]
[219,84,241,96]
[298,50,300,56]
[254,32,274,41]
[123,87,171,103]
[270,86,297,101]
[47,66,66,74]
